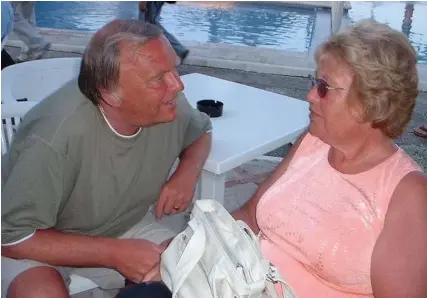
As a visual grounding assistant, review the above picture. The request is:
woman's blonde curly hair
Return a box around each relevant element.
[315,19,419,139]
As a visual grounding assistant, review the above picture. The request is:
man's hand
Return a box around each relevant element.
[155,171,196,219]
[155,132,211,219]
[113,239,166,284]
[143,262,162,282]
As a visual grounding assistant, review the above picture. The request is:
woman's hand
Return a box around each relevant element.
[232,206,259,234]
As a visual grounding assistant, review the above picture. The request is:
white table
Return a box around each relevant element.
[181,73,310,204]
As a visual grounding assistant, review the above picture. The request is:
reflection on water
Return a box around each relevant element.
[348,1,427,63]
[32,1,427,61]
[35,1,316,52]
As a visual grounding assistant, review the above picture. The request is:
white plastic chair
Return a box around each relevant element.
[1,101,37,154]
[1,102,99,295]
[1,57,81,103]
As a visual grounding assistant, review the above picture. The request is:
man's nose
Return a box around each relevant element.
[166,70,184,92]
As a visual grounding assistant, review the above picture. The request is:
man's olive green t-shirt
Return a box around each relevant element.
[1,79,212,245]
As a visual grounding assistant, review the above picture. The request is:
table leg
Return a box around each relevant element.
[197,170,227,205]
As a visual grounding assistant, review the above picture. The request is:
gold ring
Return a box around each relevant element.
[173,206,179,210]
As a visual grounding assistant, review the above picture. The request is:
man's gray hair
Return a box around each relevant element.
[78,20,163,105]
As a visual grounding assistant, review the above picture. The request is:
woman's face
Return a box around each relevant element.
[307,53,365,145]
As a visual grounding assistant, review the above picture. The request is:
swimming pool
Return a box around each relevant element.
[347,1,427,64]
[34,1,427,64]
[34,1,316,52]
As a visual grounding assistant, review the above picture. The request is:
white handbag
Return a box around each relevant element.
[160,199,297,298]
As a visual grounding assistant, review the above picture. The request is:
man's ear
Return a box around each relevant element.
[101,89,122,108]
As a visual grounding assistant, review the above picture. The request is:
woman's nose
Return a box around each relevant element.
[307,86,320,103]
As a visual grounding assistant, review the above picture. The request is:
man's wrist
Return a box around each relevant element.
[99,238,121,269]
[174,162,201,184]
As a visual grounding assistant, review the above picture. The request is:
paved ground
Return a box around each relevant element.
[2,46,426,297]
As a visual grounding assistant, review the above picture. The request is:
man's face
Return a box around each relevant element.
[116,36,184,127]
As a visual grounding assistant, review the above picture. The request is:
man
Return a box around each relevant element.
[11,1,51,61]
[138,1,189,63]
[1,20,212,298]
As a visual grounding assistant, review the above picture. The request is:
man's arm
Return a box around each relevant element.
[175,131,211,185]
[371,171,427,298]
[2,137,163,282]
[155,95,212,218]
[2,137,117,267]
[232,132,307,233]
[176,95,212,179]
[2,229,117,267]
[2,229,164,283]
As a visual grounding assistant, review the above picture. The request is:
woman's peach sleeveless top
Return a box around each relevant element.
[256,133,422,297]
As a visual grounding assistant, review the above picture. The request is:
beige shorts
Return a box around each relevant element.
[1,207,177,298]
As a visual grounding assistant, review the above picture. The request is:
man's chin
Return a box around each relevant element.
[158,111,177,124]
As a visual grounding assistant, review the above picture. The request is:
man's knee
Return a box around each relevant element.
[7,266,69,298]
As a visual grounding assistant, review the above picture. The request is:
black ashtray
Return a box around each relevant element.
[196,100,224,118]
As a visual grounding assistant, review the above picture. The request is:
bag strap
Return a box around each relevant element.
[264,262,297,298]
[170,220,207,297]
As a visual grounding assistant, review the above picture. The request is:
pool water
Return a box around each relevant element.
[347,1,427,64]
[33,1,427,63]
[35,1,316,52]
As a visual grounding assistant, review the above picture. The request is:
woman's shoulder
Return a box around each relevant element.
[392,170,427,200]
[385,147,424,181]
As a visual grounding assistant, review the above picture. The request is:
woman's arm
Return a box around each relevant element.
[232,132,307,233]
[371,171,427,298]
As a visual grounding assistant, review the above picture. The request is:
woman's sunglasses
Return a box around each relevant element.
[308,75,346,98]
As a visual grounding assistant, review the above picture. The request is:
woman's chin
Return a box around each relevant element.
[308,122,322,138]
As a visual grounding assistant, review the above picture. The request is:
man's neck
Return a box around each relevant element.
[98,103,141,137]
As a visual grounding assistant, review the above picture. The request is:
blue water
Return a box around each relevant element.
[35,1,316,52]
[33,1,427,63]
[347,2,427,64]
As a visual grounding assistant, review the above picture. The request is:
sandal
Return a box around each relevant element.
[414,125,427,138]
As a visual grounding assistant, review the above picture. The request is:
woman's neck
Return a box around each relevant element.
[328,131,396,174]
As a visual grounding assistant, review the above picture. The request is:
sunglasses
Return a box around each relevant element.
[308,75,346,98]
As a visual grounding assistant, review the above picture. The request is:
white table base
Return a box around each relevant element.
[197,170,227,204]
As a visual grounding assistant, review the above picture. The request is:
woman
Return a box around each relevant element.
[233,19,427,297]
